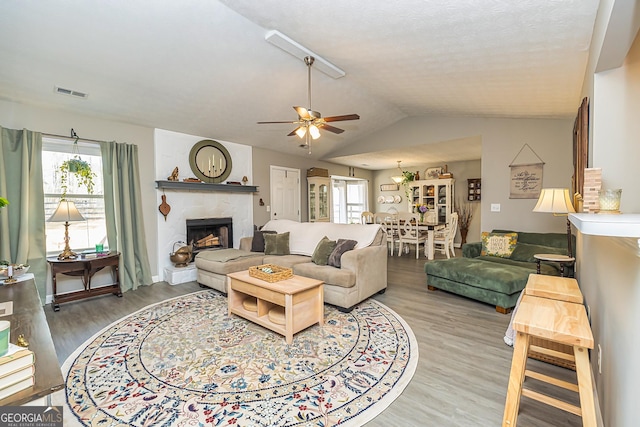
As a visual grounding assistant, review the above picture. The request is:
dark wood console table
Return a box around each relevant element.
[47,252,122,311]
[0,278,65,405]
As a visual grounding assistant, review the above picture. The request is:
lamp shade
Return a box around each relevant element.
[47,200,86,223]
[532,188,576,214]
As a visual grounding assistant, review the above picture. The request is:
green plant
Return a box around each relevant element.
[0,196,8,208]
[59,157,96,199]
[400,170,415,198]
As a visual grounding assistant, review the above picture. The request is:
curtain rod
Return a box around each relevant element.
[42,132,105,144]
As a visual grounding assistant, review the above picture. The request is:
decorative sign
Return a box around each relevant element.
[380,183,399,191]
[509,163,543,199]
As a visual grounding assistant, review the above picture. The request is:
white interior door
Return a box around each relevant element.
[270,166,300,222]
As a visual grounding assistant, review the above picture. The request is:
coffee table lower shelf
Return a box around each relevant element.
[227,270,324,344]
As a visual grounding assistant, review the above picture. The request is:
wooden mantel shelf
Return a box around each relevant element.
[155,180,258,193]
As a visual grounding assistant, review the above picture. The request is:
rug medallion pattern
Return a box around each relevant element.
[64,291,417,426]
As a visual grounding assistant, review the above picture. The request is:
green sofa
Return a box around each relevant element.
[424,230,574,313]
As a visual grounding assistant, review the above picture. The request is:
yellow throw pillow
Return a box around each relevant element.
[481,232,518,258]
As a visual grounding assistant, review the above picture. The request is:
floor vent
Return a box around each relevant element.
[54,86,88,99]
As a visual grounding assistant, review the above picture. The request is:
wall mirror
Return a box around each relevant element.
[189,140,232,183]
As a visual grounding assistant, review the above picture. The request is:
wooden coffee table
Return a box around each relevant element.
[226,270,324,344]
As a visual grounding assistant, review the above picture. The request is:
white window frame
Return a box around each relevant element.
[331,176,369,224]
[42,137,107,256]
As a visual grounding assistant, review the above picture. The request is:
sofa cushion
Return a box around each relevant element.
[328,239,357,268]
[293,262,356,288]
[262,254,311,268]
[481,232,518,258]
[195,250,264,274]
[493,229,574,249]
[425,257,532,295]
[476,255,560,275]
[264,232,290,255]
[509,243,567,263]
[311,236,337,265]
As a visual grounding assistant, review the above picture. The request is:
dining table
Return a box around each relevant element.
[417,221,441,260]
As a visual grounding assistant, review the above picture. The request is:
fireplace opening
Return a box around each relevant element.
[186,217,233,259]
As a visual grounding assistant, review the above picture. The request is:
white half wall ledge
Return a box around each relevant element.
[569,213,640,237]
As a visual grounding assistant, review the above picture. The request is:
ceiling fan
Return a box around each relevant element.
[257,56,360,153]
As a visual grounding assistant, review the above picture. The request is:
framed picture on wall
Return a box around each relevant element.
[425,167,443,179]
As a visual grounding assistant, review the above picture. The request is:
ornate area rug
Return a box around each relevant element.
[61,290,418,426]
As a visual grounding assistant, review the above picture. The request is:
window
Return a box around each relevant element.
[42,138,107,255]
[331,177,369,224]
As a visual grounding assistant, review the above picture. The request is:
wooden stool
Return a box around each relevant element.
[525,274,582,304]
[524,274,583,370]
[503,295,596,427]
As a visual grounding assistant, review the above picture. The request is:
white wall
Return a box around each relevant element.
[576,9,640,424]
[154,129,253,278]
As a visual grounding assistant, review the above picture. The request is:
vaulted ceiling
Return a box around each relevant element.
[0,0,600,169]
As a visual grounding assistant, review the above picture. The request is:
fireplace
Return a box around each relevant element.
[186,217,233,258]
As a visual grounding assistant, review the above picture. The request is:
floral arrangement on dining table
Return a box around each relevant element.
[417,203,429,222]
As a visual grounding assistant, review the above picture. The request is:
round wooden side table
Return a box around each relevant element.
[534,253,576,277]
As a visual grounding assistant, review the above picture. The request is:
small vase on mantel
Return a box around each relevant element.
[415,171,420,181]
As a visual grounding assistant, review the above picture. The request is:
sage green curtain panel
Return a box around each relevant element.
[0,127,47,304]
[101,140,152,292]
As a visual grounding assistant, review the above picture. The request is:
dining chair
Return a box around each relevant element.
[361,211,374,224]
[434,212,458,258]
[397,212,427,259]
[374,213,398,256]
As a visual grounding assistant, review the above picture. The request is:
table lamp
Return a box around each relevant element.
[47,200,86,260]
[532,188,576,257]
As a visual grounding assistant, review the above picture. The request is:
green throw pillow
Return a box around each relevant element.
[264,232,290,255]
[481,232,518,258]
[311,236,337,265]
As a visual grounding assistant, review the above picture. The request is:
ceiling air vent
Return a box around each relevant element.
[54,86,88,99]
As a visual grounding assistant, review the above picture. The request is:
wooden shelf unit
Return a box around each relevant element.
[468,178,481,201]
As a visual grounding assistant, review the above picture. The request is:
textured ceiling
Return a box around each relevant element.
[0,0,599,169]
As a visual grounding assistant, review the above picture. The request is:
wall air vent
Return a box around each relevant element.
[54,86,88,99]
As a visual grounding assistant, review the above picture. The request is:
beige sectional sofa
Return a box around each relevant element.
[195,219,387,311]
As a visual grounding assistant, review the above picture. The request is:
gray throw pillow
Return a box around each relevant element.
[328,239,358,268]
[250,228,276,252]
[311,236,337,265]
[264,232,290,255]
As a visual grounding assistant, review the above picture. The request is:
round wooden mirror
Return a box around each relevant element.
[189,140,232,183]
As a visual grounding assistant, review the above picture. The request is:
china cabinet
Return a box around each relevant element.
[308,177,331,222]
[408,178,455,224]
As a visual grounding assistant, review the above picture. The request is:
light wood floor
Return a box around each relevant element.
[45,248,583,426]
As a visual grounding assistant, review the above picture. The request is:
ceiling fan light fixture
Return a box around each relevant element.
[295,127,307,139]
[309,125,321,140]
[391,160,404,183]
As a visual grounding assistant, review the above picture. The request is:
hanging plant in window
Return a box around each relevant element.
[58,138,96,199]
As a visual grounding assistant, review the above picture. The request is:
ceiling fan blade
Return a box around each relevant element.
[257,120,299,124]
[323,114,360,122]
[294,106,311,119]
[319,123,345,134]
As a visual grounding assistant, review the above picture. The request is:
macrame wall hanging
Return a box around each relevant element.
[508,143,545,199]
